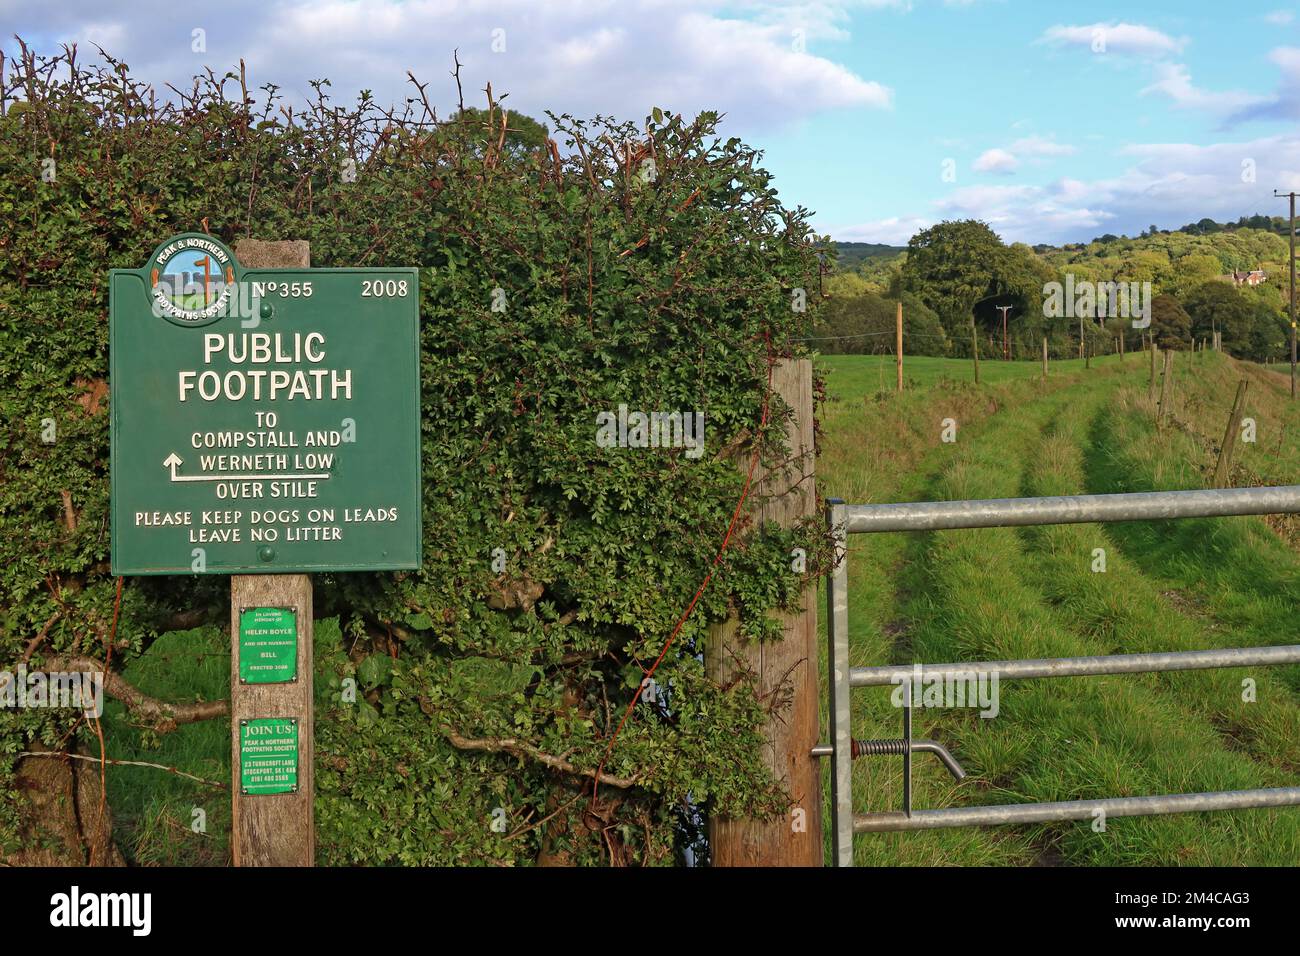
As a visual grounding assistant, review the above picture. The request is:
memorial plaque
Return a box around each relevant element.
[239,717,299,795]
[109,233,421,574]
[239,607,298,684]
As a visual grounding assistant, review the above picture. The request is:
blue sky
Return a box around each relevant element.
[3,0,1299,245]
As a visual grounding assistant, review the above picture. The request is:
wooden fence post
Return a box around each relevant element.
[706,359,822,866]
[896,300,904,393]
[1213,379,1250,488]
[230,238,315,867]
[1158,348,1174,428]
[1149,342,1159,403]
[971,324,980,385]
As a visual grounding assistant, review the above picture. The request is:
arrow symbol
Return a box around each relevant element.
[163,452,183,480]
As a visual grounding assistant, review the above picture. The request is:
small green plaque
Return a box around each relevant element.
[239,607,298,684]
[239,717,299,795]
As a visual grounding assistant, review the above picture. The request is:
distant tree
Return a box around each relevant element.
[1183,281,1255,353]
[1171,253,1223,297]
[901,220,1006,322]
[813,290,948,356]
[1127,248,1172,286]
[1247,297,1289,360]
[1150,294,1192,349]
[900,219,1052,356]
[450,107,549,157]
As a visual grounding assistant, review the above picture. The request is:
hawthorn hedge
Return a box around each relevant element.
[0,43,828,865]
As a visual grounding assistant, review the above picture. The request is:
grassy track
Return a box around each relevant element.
[818,350,1300,865]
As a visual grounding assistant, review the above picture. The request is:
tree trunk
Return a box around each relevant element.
[5,744,125,866]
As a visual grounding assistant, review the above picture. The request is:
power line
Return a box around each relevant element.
[794,329,953,343]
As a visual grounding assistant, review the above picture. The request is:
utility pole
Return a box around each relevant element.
[995,305,1012,360]
[1275,190,1297,399]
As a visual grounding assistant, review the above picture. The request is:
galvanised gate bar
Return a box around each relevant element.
[822,487,1300,867]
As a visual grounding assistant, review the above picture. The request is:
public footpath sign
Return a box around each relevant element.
[109,233,421,574]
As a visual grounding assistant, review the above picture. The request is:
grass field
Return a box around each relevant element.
[817,348,1300,865]
[817,351,1118,392]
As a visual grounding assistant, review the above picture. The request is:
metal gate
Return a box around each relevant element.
[822,486,1300,866]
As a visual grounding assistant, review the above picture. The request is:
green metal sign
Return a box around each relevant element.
[239,607,298,684]
[239,717,299,795]
[109,234,421,574]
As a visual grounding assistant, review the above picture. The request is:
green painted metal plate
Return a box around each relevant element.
[239,607,298,684]
[109,234,421,574]
[239,717,299,795]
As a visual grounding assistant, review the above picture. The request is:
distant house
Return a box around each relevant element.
[1229,269,1267,287]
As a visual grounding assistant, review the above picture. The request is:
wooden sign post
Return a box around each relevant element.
[108,233,422,867]
[230,240,312,866]
[231,575,313,864]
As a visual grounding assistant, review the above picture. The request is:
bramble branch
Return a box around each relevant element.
[443,729,639,789]
[44,655,229,732]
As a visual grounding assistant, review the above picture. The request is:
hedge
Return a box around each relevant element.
[0,42,828,864]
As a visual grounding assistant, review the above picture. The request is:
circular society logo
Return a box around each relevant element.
[147,233,238,327]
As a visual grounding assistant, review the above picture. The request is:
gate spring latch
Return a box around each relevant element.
[812,704,966,816]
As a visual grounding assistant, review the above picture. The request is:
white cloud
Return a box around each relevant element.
[835,134,1300,245]
[833,215,931,245]
[1225,46,1300,124]
[1265,10,1295,26]
[971,135,1075,176]
[746,0,912,41]
[973,148,1018,174]
[1039,22,1186,58]
[672,11,893,116]
[1143,63,1270,114]
[5,0,893,131]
